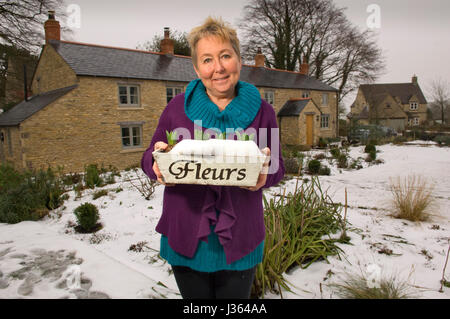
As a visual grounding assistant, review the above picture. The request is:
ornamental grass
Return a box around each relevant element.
[389,175,436,222]
[252,176,346,298]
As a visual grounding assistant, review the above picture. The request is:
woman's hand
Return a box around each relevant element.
[241,147,270,192]
[153,142,175,186]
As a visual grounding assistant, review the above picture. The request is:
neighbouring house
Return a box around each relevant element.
[347,75,428,131]
[0,12,338,173]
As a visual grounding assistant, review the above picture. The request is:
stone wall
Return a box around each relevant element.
[31,45,78,95]
[21,76,187,173]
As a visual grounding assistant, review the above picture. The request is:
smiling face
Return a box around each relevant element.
[193,36,242,105]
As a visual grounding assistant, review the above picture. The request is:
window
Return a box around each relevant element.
[118,85,140,107]
[264,91,274,105]
[320,114,330,129]
[386,103,391,108]
[322,93,328,106]
[167,87,183,103]
[302,91,310,98]
[121,125,142,148]
[410,102,418,111]
[408,118,420,126]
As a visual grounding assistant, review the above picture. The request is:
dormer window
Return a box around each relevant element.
[302,91,310,98]
[410,102,418,110]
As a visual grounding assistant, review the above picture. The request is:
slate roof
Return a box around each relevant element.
[49,40,337,92]
[277,98,321,117]
[0,85,77,126]
[360,83,427,105]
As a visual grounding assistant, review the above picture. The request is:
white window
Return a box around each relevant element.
[167,87,183,103]
[302,91,310,98]
[410,102,418,110]
[118,85,140,107]
[413,117,419,126]
[121,125,142,148]
[320,114,330,129]
[264,91,274,105]
[322,93,328,106]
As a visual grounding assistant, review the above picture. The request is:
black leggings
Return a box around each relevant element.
[172,265,256,299]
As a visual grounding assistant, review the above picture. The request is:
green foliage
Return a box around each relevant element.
[235,130,255,141]
[165,130,178,145]
[434,135,450,146]
[319,166,331,176]
[73,203,100,233]
[252,177,345,298]
[284,158,300,175]
[0,165,67,224]
[337,153,348,168]
[364,143,376,154]
[84,164,104,189]
[307,159,321,174]
[330,147,340,159]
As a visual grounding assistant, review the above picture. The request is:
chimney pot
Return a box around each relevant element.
[412,74,418,85]
[300,55,309,75]
[161,27,174,55]
[255,47,265,67]
[44,10,60,44]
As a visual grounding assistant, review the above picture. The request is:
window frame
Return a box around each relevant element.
[120,124,143,149]
[118,84,140,107]
[166,86,183,104]
[320,114,330,129]
[322,93,328,106]
[409,102,418,111]
[264,90,275,105]
[302,91,310,99]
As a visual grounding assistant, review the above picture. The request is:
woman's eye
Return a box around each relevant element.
[203,58,212,64]
[221,54,231,59]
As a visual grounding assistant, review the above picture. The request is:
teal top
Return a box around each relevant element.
[159,79,264,273]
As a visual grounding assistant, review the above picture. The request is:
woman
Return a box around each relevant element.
[141,17,285,299]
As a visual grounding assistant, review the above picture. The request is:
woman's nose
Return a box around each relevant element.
[213,59,225,73]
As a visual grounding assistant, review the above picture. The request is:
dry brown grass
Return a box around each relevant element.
[389,175,436,222]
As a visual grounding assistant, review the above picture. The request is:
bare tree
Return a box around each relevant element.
[429,78,450,124]
[239,0,385,103]
[0,0,69,53]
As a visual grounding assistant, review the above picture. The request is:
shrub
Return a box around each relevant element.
[329,271,415,299]
[330,147,340,159]
[0,166,67,224]
[337,154,348,168]
[84,164,104,189]
[73,203,100,233]
[284,157,301,175]
[434,135,450,146]
[389,175,435,222]
[307,159,321,174]
[252,177,345,298]
[319,166,331,176]
[364,143,376,154]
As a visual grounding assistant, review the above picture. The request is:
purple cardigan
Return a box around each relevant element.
[141,94,285,264]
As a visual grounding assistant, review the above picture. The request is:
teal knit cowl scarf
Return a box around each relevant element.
[184,79,262,133]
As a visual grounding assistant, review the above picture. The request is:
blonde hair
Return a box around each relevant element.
[188,16,241,68]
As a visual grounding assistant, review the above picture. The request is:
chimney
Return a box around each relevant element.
[255,47,265,67]
[412,74,418,85]
[160,27,174,55]
[299,55,309,75]
[44,11,61,44]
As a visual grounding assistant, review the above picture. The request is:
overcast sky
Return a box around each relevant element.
[60,0,450,104]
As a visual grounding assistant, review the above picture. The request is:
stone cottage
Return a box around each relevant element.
[0,12,338,173]
[348,75,428,131]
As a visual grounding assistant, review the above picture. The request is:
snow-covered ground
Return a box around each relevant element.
[0,142,449,299]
